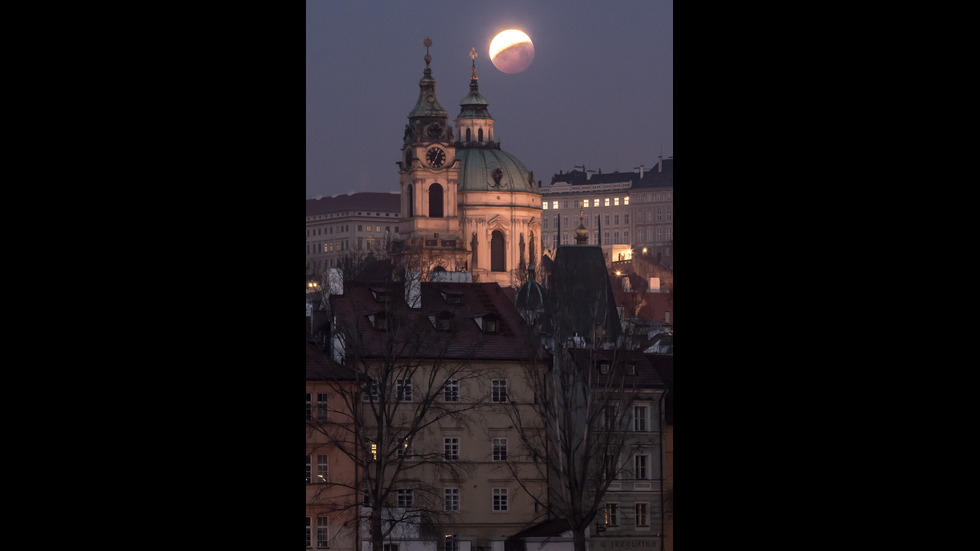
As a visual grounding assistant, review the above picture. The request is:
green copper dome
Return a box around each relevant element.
[455,148,539,193]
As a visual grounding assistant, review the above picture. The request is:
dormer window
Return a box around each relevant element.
[430,311,453,332]
[599,362,611,374]
[626,362,637,375]
[371,287,392,304]
[441,290,463,305]
[478,313,499,334]
[370,312,389,331]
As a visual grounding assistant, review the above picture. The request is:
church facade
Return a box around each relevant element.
[394,39,542,288]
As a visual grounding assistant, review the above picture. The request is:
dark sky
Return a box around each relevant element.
[306,0,673,200]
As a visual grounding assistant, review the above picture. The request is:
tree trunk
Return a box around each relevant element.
[370,507,384,551]
[573,528,588,551]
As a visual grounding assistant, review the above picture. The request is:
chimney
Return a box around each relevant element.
[636,165,644,178]
[658,156,663,173]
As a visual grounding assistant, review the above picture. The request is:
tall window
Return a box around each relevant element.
[445,535,459,551]
[306,454,312,484]
[492,438,508,461]
[633,405,648,431]
[397,379,413,402]
[491,379,508,402]
[444,379,459,402]
[445,488,460,511]
[407,184,414,218]
[493,488,508,511]
[316,517,329,548]
[605,503,619,526]
[444,437,460,461]
[478,128,483,142]
[635,503,649,527]
[397,489,414,508]
[317,393,328,420]
[634,454,648,480]
[429,183,444,218]
[363,379,379,402]
[306,393,312,420]
[604,198,610,206]
[317,455,329,483]
[306,517,312,548]
[491,230,506,272]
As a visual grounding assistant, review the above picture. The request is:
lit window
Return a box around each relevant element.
[444,437,460,461]
[614,197,620,206]
[605,503,618,526]
[317,454,329,483]
[593,198,599,207]
[493,488,508,511]
[493,438,508,461]
[316,517,329,549]
[445,488,460,511]
[397,489,414,508]
[492,379,508,402]
[604,198,610,206]
[582,199,589,208]
[543,202,548,210]
[624,196,629,205]
[552,201,558,209]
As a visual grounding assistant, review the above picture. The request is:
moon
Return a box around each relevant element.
[489,29,534,74]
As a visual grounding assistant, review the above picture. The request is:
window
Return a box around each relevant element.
[317,517,329,548]
[492,379,508,402]
[493,488,508,511]
[397,438,412,459]
[614,215,619,225]
[444,437,460,461]
[593,198,599,207]
[626,362,636,375]
[306,393,312,420]
[397,489,414,508]
[306,517,312,548]
[605,503,619,526]
[624,196,630,205]
[445,488,460,511]
[633,405,648,431]
[445,535,459,551]
[491,230,506,272]
[614,197,620,206]
[635,503,649,527]
[429,183,444,218]
[397,379,413,402]
[604,198,610,206]
[481,314,499,334]
[363,379,379,402]
[552,200,558,209]
[372,312,388,331]
[605,215,610,225]
[317,454,329,483]
[317,393,328,420]
[306,454,312,484]
[543,201,548,210]
[634,454,648,480]
[444,379,460,402]
[493,438,508,461]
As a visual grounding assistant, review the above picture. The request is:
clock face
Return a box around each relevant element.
[426,147,447,168]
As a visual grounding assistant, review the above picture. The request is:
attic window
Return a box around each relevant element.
[599,362,610,374]
[626,362,637,375]
[480,314,499,334]
[431,311,453,332]
[371,287,392,303]
[370,312,389,331]
[441,290,463,305]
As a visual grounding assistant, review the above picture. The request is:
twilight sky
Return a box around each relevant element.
[306,0,673,200]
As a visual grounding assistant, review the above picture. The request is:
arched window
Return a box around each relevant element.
[407,184,414,218]
[429,183,444,218]
[491,230,505,272]
[478,128,484,142]
[465,128,471,142]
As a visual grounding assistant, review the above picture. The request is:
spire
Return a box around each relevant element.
[574,201,589,244]
[408,37,448,120]
[457,46,491,120]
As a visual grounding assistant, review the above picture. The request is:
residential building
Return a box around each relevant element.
[539,158,673,269]
[325,274,549,551]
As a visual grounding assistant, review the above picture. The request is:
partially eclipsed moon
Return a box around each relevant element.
[489,29,534,74]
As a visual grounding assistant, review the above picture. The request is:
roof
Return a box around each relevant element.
[650,354,673,425]
[548,245,621,343]
[456,147,539,193]
[568,347,666,389]
[549,157,673,188]
[306,192,401,216]
[306,341,358,382]
[329,280,546,361]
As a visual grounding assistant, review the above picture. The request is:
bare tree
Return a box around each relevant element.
[505,295,647,551]
[308,271,490,551]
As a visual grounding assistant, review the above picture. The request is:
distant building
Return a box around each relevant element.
[306,192,402,275]
[539,158,673,269]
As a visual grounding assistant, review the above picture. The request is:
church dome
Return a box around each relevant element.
[455,148,538,193]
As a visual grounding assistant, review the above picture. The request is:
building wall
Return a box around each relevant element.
[306,195,402,275]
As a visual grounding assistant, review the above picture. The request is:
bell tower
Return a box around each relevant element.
[395,38,467,274]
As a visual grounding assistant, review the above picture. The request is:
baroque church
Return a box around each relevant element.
[392,39,542,288]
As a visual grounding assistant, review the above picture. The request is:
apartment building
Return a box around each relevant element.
[539,157,673,268]
[306,193,402,275]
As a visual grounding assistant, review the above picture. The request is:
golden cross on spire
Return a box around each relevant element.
[469,47,478,78]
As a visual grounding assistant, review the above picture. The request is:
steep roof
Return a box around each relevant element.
[329,280,545,362]
[548,245,621,343]
[306,341,358,381]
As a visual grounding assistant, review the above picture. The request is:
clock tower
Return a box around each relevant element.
[395,38,468,274]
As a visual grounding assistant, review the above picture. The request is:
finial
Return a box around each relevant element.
[424,37,432,66]
[469,46,478,78]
